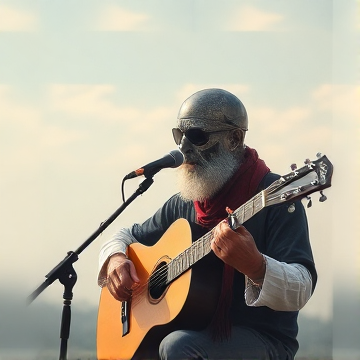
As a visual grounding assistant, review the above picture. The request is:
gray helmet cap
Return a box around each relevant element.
[177,88,248,130]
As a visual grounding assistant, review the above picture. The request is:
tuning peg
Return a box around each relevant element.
[304,158,315,169]
[290,163,297,171]
[306,196,312,208]
[319,191,327,202]
[316,152,322,159]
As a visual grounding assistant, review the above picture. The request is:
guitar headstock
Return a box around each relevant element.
[265,153,333,207]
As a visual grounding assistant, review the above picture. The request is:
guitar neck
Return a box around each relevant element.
[231,191,266,226]
[167,191,266,283]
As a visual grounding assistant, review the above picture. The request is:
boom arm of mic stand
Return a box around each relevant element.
[27,176,154,303]
[27,176,154,360]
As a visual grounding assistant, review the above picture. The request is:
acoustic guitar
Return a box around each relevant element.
[97,154,333,360]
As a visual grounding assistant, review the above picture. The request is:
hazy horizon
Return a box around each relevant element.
[0,286,337,359]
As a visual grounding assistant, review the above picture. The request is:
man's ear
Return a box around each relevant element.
[227,129,244,151]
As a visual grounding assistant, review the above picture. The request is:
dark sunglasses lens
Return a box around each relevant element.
[172,128,209,146]
[186,129,209,146]
[172,128,183,145]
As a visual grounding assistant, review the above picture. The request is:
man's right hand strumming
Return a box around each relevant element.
[106,253,140,302]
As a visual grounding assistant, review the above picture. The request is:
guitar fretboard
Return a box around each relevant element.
[166,191,266,283]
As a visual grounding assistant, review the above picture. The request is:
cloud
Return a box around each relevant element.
[310,84,358,154]
[47,83,177,161]
[250,106,311,133]
[49,84,133,119]
[0,85,40,125]
[0,4,38,32]
[48,84,174,130]
[96,5,150,31]
[246,105,316,160]
[312,84,359,120]
[128,106,174,132]
[0,85,84,171]
[226,5,284,31]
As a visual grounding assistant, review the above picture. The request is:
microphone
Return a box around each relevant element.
[124,150,184,180]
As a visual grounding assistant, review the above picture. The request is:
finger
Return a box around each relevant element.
[234,224,247,235]
[109,271,130,292]
[107,254,126,275]
[107,280,122,302]
[214,230,232,251]
[107,276,131,302]
[210,238,223,257]
[213,224,226,244]
[128,261,140,283]
[118,262,139,290]
[215,221,234,240]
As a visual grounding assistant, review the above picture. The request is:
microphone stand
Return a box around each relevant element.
[27,176,154,360]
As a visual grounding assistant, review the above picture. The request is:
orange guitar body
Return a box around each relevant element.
[97,219,222,360]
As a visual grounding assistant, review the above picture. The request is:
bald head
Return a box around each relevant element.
[177,88,248,131]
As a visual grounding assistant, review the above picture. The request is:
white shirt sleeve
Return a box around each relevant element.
[97,227,138,287]
[245,255,313,311]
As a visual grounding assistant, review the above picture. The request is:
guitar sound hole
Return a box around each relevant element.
[149,261,168,300]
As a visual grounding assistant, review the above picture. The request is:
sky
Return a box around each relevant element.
[0,0,359,359]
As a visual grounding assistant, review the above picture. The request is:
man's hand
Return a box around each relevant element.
[211,220,265,282]
[106,253,140,301]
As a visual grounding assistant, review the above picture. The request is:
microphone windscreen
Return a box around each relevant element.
[169,150,184,168]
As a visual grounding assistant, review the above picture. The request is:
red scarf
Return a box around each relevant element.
[194,147,270,340]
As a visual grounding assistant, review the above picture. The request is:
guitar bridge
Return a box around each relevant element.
[121,300,130,336]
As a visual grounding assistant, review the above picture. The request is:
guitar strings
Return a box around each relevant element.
[130,262,172,307]
[131,199,259,296]
[128,196,265,307]
[128,197,261,303]
[129,231,215,305]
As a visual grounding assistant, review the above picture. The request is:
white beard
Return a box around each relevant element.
[177,150,239,202]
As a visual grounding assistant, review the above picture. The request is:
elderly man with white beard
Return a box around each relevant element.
[98,89,317,360]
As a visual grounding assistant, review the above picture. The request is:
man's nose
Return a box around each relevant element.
[179,135,194,154]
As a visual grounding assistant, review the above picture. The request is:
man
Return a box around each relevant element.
[98,89,317,360]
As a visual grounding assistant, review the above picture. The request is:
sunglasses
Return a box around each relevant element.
[172,127,239,146]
